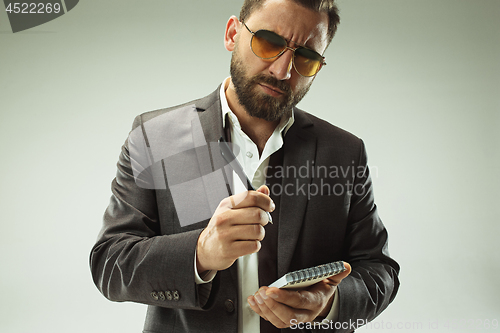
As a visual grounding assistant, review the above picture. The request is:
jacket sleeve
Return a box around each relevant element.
[334,140,400,332]
[89,115,216,310]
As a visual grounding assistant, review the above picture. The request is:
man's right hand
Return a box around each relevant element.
[196,185,275,274]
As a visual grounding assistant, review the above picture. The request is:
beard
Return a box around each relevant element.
[229,49,312,122]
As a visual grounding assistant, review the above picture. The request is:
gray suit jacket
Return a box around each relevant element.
[90,87,400,332]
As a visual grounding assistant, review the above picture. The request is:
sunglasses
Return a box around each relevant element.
[242,22,326,77]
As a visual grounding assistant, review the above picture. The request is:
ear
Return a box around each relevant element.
[224,15,240,52]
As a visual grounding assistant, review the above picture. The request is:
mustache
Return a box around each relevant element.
[251,74,292,96]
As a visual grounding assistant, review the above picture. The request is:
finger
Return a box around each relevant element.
[247,295,269,321]
[325,262,352,285]
[224,190,275,213]
[265,285,336,314]
[253,290,290,328]
[264,287,315,311]
[256,184,270,196]
[225,223,265,242]
[220,206,270,227]
[254,185,274,224]
[228,240,262,258]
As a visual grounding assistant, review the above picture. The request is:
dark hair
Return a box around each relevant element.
[239,0,340,45]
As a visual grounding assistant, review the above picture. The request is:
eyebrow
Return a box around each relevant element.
[273,30,324,56]
[244,22,323,55]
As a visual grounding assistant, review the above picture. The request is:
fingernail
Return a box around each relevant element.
[259,289,268,300]
[267,292,278,299]
[248,297,256,306]
[254,294,264,304]
[270,201,275,211]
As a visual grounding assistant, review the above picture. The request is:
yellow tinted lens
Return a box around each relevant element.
[252,30,287,59]
[294,48,323,76]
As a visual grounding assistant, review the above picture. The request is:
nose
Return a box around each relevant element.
[268,49,293,81]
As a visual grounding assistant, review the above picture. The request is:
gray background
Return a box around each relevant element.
[1,0,499,332]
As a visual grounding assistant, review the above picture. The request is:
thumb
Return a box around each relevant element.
[256,185,270,196]
[325,262,352,286]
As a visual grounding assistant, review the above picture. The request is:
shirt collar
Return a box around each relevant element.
[219,77,295,136]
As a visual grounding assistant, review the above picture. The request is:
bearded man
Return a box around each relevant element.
[90,0,400,332]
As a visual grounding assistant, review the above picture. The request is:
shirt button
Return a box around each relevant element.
[246,151,253,158]
[224,299,235,313]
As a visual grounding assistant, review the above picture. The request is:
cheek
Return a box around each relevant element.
[242,50,269,73]
[235,41,269,73]
[254,59,283,78]
[256,60,274,73]
[291,77,311,93]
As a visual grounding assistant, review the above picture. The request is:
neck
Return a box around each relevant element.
[225,79,280,155]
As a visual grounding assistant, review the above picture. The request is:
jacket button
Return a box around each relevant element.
[224,299,235,313]
[158,291,165,301]
[150,291,159,301]
[173,290,180,301]
[165,290,172,300]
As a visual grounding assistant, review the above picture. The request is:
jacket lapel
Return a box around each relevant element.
[193,86,227,173]
[277,109,316,277]
[195,87,225,146]
[191,87,239,283]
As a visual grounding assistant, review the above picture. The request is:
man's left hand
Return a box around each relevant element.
[247,262,351,329]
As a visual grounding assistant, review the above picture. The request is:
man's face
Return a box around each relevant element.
[230,0,329,122]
